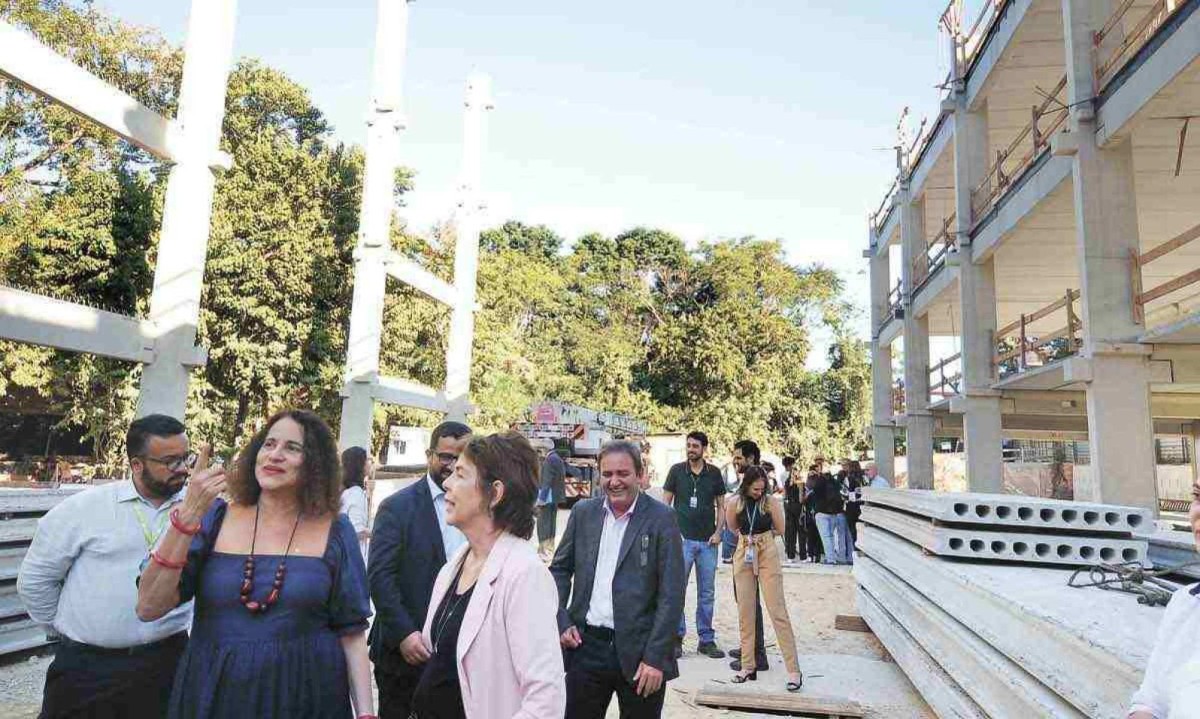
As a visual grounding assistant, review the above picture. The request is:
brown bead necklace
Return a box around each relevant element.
[240,503,302,615]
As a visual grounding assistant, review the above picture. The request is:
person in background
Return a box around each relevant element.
[412,432,565,718]
[727,439,768,673]
[812,458,851,565]
[803,464,824,564]
[535,439,581,563]
[551,441,685,719]
[866,463,891,489]
[136,409,375,719]
[341,446,373,560]
[761,461,779,495]
[726,466,803,692]
[19,415,194,719]
[639,441,665,504]
[662,430,726,660]
[842,460,865,548]
[1128,475,1200,717]
[368,421,473,719]
[781,457,806,564]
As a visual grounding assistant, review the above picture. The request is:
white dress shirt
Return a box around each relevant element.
[586,496,640,629]
[17,480,192,648]
[1129,584,1200,718]
[340,485,370,559]
[427,474,467,559]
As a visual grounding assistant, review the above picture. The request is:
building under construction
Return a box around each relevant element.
[868,0,1200,512]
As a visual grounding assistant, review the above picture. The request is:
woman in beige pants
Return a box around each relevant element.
[726,465,803,691]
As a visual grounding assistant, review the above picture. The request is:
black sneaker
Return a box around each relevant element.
[729,648,741,659]
[697,642,726,659]
[728,657,769,671]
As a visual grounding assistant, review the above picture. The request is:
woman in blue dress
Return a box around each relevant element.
[137,409,376,719]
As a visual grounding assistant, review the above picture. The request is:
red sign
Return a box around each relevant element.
[533,403,558,423]
[571,424,586,440]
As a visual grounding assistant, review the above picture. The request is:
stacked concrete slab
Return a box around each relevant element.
[856,488,1169,719]
[1142,527,1200,580]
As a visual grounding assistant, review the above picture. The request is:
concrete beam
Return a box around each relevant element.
[1096,1,1200,146]
[1143,528,1200,579]
[858,526,1156,718]
[370,375,451,414]
[970,155,1072,263]
[862,487,1153,535]
[910,263,957,320]
[856,557,1087,718]
[0,286,155,364]
[964,0,1036,111]
[908,112,954,202]
[878,316,903,348]
[862,505,1149,567]
[855,589,988,719]
[0,21,187,162]
[383,253,457,307]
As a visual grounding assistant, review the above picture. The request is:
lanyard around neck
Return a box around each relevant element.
[131,503,171,550]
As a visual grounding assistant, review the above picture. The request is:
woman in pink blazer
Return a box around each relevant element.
[414,431,566,719]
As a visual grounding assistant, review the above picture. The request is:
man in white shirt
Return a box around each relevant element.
[551,441,685,719]
[866,463,891,489]
[18,414,194,719]
[368,420,472,719]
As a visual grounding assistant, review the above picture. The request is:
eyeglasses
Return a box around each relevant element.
[140,453,197,471]
[431,452,459,464]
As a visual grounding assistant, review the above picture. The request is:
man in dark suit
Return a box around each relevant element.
[551,441,685,719]
[367,420,472,719]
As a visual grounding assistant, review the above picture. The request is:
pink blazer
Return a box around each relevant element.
[423,533,566,719]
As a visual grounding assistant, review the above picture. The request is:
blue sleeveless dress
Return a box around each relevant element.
[167,500,370,718]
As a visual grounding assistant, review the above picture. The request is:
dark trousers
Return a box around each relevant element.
[39,632,186,719]
[377,665,422,719]
[804,508,824,561]
[784,505,805,560]
[565,628,666,719]
[845,502,862,546]
[730,572,767,664]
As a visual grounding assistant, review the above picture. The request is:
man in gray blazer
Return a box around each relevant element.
[551,440,686,719]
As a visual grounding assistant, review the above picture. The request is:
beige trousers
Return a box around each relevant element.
[732,532,800,674]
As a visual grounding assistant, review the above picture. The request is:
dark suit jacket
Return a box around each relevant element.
[367,476,447,676]
[549,494,685,682]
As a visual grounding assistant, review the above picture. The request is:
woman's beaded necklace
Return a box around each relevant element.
[240,503,302,615]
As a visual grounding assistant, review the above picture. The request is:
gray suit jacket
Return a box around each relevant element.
[549,494,685,681]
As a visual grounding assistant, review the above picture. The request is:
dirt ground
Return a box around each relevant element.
[0,510,931,718]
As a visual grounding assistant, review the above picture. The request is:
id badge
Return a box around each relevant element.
[689,495,698,509]
[744,547,756,564]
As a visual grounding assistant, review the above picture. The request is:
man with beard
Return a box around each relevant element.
[726,439,768,673]
[662,431,726,659]
[552,441,684,718]
[368,421,472,719]
[18,414,195,718]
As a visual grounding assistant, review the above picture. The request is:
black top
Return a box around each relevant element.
[412,563,475,719]
[663,462,727,541]
[784,479,803,508]
[737,498,774,535]
[811,473,845,515]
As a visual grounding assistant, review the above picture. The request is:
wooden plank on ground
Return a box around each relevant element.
[694,682,864,717]
[835,614,872,632]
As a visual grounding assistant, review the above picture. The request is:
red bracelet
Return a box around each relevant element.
[357,715,378,719]
[150,550,188,570]
[170,509,201,536]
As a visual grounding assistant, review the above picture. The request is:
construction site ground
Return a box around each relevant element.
[0,508,933,719]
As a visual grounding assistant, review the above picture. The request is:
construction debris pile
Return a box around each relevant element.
[855,488,1165,719]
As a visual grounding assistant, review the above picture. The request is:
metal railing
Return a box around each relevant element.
[1129,221,1200,325]
[913,213,957,289]
[959,0,1014,73]
[994,289,1083,376]
[928,352,962,402]
[970,74,1069,222]
[870,179,899,236]
[1096,0,1189,91]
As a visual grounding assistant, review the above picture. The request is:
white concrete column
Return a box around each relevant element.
[339,0,411,450]
[870,237,896,480]
[951,95,1005,493]
[1061,0,1157,510]
[136,0,238,419]
[901,183,935,489]
[443,74,492,422]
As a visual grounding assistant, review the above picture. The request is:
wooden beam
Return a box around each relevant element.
[835,614,873,633]
[1140,267,1200,306]
[693,683,864,717]
[1139,222,1200,266]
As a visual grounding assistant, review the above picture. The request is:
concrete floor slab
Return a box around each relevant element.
[862,505,1150,567]
[1143,527,1200,579]
[856,590,986,719]
[863,487,1152,535]
[857,556,1087,718]
[858,526,1160,717]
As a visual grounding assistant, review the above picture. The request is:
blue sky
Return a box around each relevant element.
[97,0,956,364]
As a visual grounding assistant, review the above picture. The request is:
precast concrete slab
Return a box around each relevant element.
[857,556,1087,718]
[858,526,1159,718]
[862,505,1150,567]
[862,487,1152,535]
[1143,528,1200,580]
[856,590,986,719]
